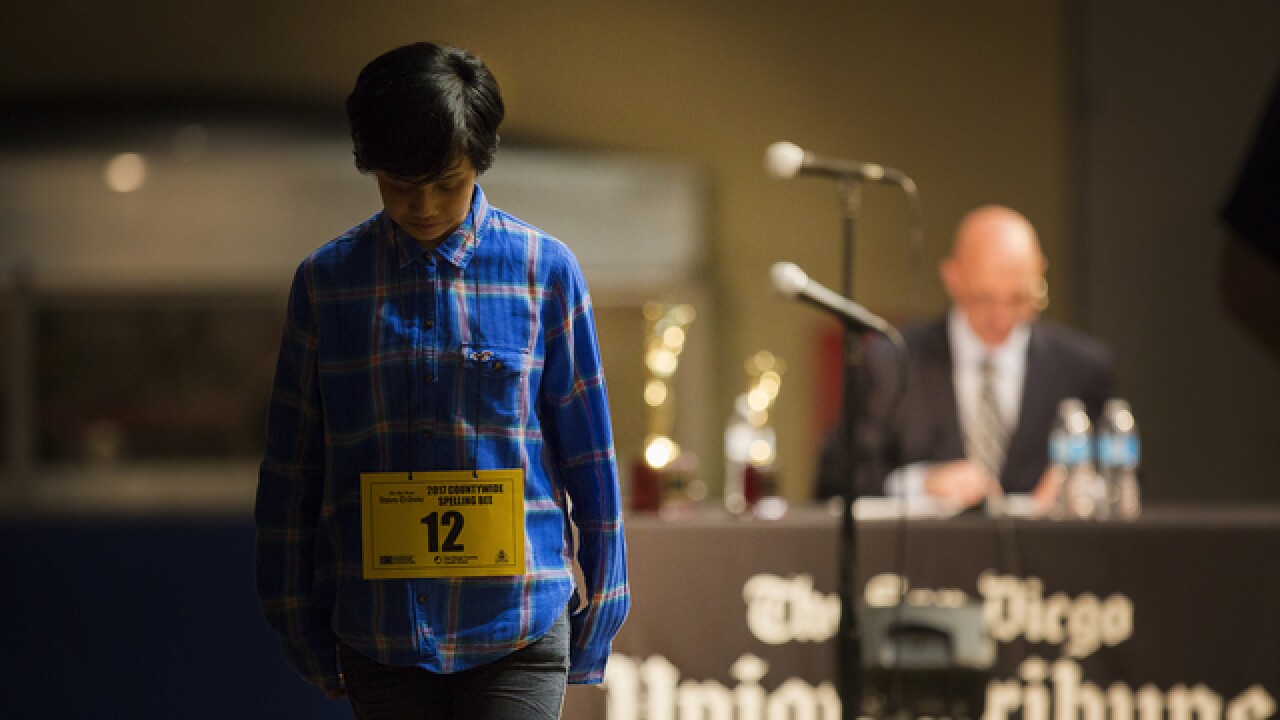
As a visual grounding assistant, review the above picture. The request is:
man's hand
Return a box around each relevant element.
[923,460,1000,509]
[1031,465,1063,514]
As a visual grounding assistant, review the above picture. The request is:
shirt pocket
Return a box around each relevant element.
[456,343,532,427]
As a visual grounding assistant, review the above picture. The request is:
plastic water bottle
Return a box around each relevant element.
[1048,398,1101,519]
[1097,398,1142,519]
[723,396,785,519]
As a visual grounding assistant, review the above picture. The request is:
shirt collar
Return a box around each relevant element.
[389,183,490,270]
[947,306,1032,372]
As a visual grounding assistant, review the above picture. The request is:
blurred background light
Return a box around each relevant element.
[104,152,147,193]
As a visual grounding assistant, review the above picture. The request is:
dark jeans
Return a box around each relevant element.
[339,610,570,720]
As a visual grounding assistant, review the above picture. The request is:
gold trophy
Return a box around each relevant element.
[631,302,698,514]
[724,351,786,518]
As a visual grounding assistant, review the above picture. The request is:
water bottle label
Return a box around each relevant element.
[1097,434,1140,467]
[1050,433,1091,465]
[1123,435,1140,465]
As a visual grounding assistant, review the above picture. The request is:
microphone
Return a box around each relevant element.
[765,141,908,185]
[770,262,890,334]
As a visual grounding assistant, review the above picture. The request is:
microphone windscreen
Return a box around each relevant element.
[770,261,808,298]
[765,141,805,179]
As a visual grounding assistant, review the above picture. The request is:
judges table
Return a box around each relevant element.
[564,505,1280,720]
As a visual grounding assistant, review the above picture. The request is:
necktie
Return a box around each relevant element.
[971,357,1008,479]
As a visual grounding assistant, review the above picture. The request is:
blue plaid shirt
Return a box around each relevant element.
[255,185,629,692]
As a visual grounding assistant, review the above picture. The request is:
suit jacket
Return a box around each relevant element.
[816,316,1114,499]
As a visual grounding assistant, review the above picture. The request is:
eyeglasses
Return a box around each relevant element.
[959,277,1049,314]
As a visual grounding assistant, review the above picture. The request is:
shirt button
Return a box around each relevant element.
[422,430,431,440]
[417,594,426,604]
[423,373,436,383]
[425,318,435,329]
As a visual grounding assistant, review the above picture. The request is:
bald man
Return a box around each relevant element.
[815,205,1114,511]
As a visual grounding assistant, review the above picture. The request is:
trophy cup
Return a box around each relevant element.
[723,350,786,518]
[629,302,700,514]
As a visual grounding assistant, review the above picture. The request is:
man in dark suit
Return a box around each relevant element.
[816,205,1114,510]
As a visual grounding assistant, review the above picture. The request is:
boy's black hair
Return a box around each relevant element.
[346,42,504,180]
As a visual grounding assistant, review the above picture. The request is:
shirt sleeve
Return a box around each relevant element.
[253,259,342,694]
[539,246,630,685]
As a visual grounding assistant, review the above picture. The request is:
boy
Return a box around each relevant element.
[255,42,629,719]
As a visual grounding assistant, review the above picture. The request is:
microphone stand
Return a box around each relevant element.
[836,179,864,719]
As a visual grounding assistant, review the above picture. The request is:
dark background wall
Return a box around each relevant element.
[0,3,1277,502]
[3,0,1084,502]
[1077,1,1280,503]
[5,3,1280,504]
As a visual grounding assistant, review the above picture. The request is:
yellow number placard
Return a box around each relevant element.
[360,469,525,579]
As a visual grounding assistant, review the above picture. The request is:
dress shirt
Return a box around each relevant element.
[255,185,629,693]
[884,308,1031,498]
